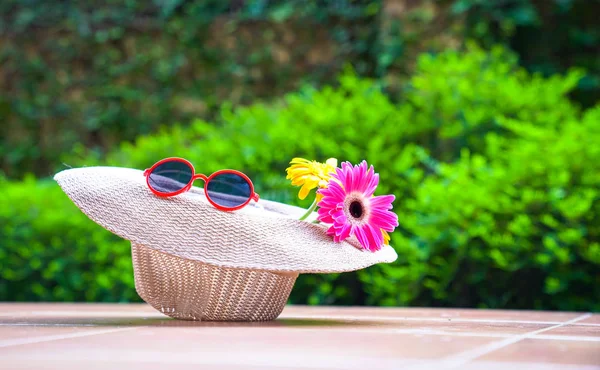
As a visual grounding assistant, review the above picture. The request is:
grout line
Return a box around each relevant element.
[271,326,600,342]
[1,322,599,343]
[412,313,594,370]
[0,327,138,348]
[534,334,600,342]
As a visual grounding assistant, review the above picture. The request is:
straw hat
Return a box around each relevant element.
[55,166,398,321]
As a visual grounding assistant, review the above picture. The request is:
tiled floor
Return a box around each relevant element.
[0,304,598,369]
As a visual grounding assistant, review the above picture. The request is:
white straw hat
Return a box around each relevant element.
[55,166,397,321]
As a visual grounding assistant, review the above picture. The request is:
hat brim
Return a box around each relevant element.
[55,167,398,273]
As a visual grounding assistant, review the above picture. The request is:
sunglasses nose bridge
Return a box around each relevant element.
[192,174,208,182]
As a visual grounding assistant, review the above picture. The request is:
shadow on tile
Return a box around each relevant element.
[1,316,375,328]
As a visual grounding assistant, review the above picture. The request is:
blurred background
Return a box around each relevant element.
[1,0,599,311]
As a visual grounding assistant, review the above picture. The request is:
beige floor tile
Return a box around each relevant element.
[542,324,600,338]
[0,326,497,369]
[477,338,600,366]
[577,315,600,325]
[0,326,103,340]
[0,304,598,369]
[282,305,583,323]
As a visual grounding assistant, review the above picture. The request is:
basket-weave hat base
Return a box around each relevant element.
[132,243,297,321]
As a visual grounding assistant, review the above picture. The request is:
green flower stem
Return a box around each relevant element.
[299,197,319,221]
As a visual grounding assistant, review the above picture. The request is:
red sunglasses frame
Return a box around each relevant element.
[143,157,259,212]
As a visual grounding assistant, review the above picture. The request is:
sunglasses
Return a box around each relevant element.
[143,157,259,211]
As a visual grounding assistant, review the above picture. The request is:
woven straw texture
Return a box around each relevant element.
[132,242,296,321]
[54,166,398,273]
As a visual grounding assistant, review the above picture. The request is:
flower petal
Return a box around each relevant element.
[364,172,379,197]
[369,208,399,229]
[337,223,353,241]
[355,164,372,193]
[342,162,353,190]
[353,226,370,251]
[332,209,346,224]
[317,206,335,224]
[326,180,346,201]
[298,184,313,200]
[326,158,338,167]
[290,158,311,164]
[286,157,340,200]
[370,194,395,209]
[326,225,336,237]
[382,230,390,245]
[364,224,383,251]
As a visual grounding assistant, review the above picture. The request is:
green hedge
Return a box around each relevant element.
[2,46,599,310]
[2,0,599,179]
[0,176,137,302]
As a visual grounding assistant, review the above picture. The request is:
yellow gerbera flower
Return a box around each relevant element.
[286,157,338,200]
[382,230,390,245]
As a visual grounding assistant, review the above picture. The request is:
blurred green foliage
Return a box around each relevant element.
[2,46,598,310]
[0,0,383,178]
[0,176,137,302]
[453,0,600,107]
[1,0,598,179]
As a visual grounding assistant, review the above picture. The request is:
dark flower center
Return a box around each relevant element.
[349,201,363,219]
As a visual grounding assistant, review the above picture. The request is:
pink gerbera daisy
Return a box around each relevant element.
[317,161,398,252]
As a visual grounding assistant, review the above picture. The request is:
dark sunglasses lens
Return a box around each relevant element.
[148,161,193,194]
[206,173,252,208]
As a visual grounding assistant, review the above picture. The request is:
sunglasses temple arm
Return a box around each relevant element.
[252,193,260,202]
